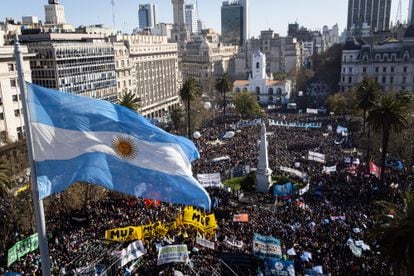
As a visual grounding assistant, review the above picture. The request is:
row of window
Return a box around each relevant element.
[343,66,409,74]
[0,127,24,143]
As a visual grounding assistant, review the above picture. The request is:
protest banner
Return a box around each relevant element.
[323,165,337,174]
[7,233,39,267]
[196,236,215,250]
[265,259,295,276]
[157,245,189,266]
[279,166,307,179]
[197,173,222,188]
[308,151,326,163]
[233,213,249,222]
[306,108,319,114]
[183,206,217,233]
[273,183,293,197]
[299,183,310,196]
[105,226,142,242]
[112,240,146,267]
[253,233,282,258]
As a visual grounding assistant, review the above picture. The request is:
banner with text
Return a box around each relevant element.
[196,236,215,250]
[253,233,282,259]
[197,173,222,188]
[7,233,39,267]
[308,151,325,163]
[279,166,307,179]
[265,259,295,276]
[113,240,146,267]
[183,206,217,233]
[157,244,189,266]
[233,213,249,222]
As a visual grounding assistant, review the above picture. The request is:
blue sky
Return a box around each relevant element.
[1,0,410,37]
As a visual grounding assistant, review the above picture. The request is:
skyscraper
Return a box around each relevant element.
[409,0,414,25]
[347,0,392,35]
[171,0,188,46]
[185,4,198,34]
[138,4,158,29]
[221,0,249,45]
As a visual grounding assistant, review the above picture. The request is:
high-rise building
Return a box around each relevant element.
[21,33,118,102]
[185,4,198,34]
[44,0,66,24]
[171,0,189,47]
[347,0,392,36]
[138,4,158,30]
[0,45,34,144]
[409,0,414,25]
[221,0,248,45]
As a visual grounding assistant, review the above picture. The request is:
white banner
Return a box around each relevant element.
[196,236,215,250]
[323,165,336,174]
[157,245,189,266]
[306,108,319,114]
[224,239,244,249]
[279,166,307,179]
[268,119,322,129]
[308,151,325,163]
[113,240,146,267]
[299,183,310,196]
[197,173,222,188]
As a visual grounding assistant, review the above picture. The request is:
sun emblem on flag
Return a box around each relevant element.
[112,136,137,160]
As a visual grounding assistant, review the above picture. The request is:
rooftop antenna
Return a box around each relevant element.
[111,0,116,28]
[395,0,402,25]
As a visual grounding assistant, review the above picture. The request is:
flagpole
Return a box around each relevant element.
[14,35,51,276]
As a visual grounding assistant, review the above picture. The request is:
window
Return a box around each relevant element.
[268,96,273,102]
[362,67,367,73]
[382,77,386,84]
[391,67,394,73]
[0,113,3,120]
[276,88,282,95]
[268,88,274,95]
[8,63,14,72]
[375,67,379,73]
[348,77,352,84]
[17,127,23,140]
[390,76,393,84]
[383,67,386,73]
[12,95,18,102]
[235,88,240,93]
[349,67,352,73]
[257,96,260,102]
[256,62,260,69]
[342,67,345,73]
[403,76,406,84]
[14,109,20,116]
[404,67,408,73]
[256,87,260,94]
[0,131,7,143]
[10,79,16,87]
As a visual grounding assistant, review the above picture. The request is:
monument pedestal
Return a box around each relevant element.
[255,122,272,193]
[256,168,272,193]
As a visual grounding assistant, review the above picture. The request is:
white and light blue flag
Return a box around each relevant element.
[26,83,210,210]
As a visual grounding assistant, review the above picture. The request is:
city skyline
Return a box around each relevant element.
[0,0,410,37]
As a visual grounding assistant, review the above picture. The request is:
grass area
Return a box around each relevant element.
[223,176,244,191]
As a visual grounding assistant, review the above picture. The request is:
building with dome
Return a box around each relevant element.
[340,26,414,92]
[232,51,292,106]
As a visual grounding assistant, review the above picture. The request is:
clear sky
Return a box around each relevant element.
[1,0,410,37]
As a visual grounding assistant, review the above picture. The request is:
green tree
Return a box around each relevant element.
[179,78,201,138]
[233,91,262,117]
[170,107,185,132]
[0,159,11,197]
[117,91,139,112]
[295,69,314,94]
[325,90,355,116]
[375,192,414,275]
[367,95,410,183]
[356,76,380,135]
[215,73,233,118]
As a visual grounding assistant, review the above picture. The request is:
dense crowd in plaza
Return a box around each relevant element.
[1,113,413,275]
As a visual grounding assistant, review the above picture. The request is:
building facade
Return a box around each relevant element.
[171,0,189,47]
[233,51,292,105]
[112,34,181,119]
[181,38,238,94]
[409,0,414,26]
[221,0,248,46]
[340,27,414,92]
[21,33,118,102]
[347,0,392,35]
[44,0,66,24]
[0,45,34,144]
[185,4,198,34]
[138,4,158,30]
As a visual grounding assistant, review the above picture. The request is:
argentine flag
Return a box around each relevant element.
[26,83,210,210]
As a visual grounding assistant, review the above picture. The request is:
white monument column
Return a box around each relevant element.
[256,122,272,192]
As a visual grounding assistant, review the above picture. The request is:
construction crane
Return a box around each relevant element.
[111,0,116,28]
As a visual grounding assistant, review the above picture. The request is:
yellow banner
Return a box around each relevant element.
[104,226,142,242]
[183,206,217,233]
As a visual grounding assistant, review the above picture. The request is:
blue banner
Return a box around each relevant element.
[273,183,293,197]
[253,233,282,258]
[265,259,295,276]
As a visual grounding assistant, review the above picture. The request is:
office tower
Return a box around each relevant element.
[409,0,414,25]
[171,0,188,46]
[221,0,249,45]
[185,4,198,34]
[44,0,66,24]
[138,4,158,29]
[347,0,392,35]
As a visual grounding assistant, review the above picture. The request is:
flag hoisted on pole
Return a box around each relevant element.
[14,36,51,275]
[26,83,210,210]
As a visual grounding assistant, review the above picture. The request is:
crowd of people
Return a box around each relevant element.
[1,112,413,275]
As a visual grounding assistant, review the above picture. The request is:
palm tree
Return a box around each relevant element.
[179,78,201,138]
[367,95,409,183]
[356,76,380,135]
[117,91,140,112]
[215,73,233,118]
[0,160,11,197]
[375,192,414,275]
